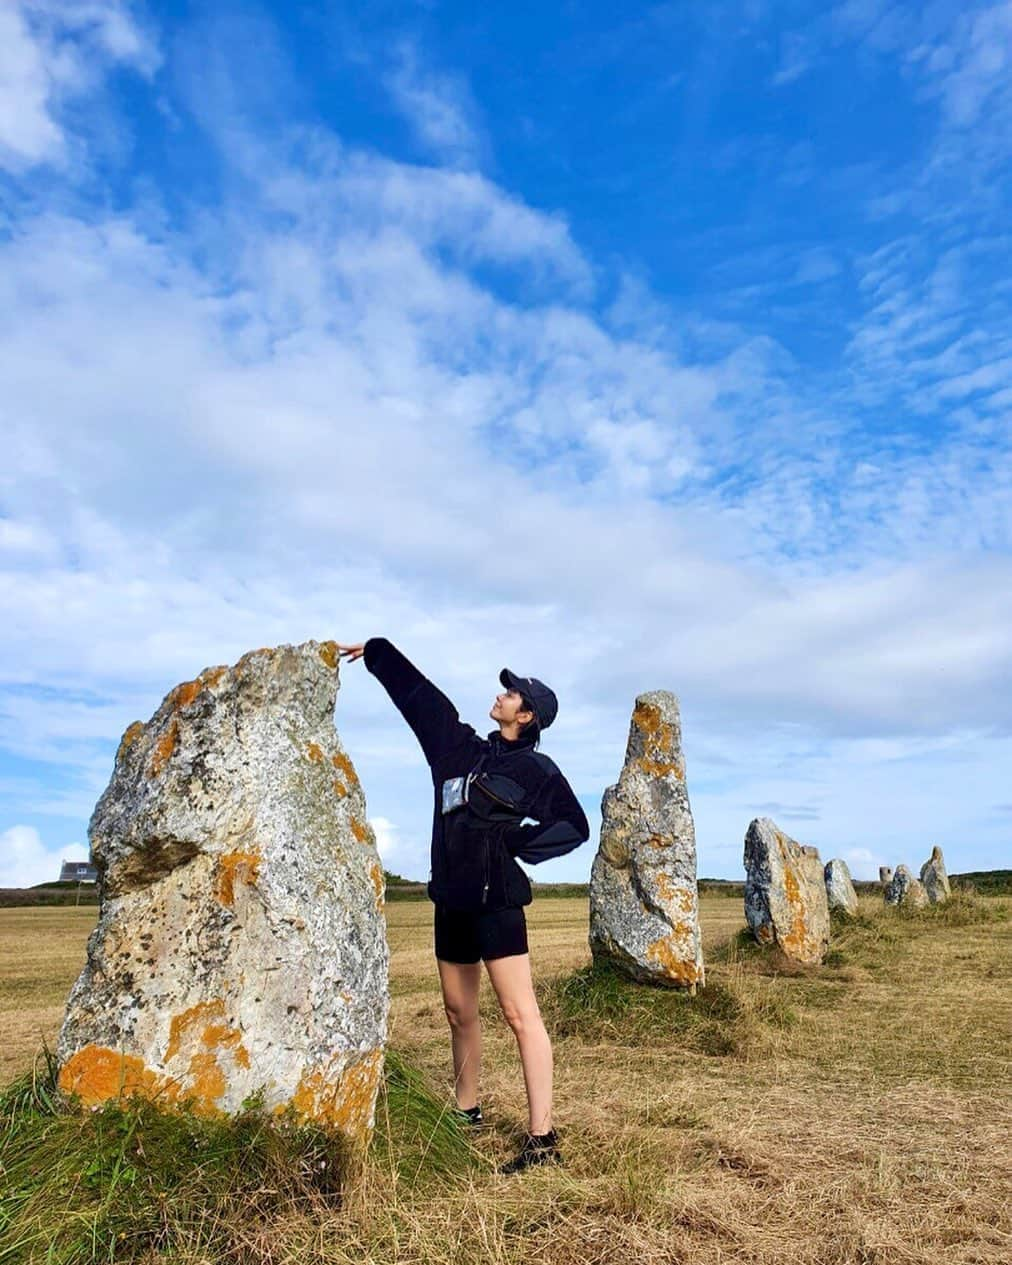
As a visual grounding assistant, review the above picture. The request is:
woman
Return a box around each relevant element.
[336,638,589,1173]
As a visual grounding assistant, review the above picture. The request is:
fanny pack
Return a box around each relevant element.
[441,764,529,823]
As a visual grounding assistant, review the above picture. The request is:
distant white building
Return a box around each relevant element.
[59,860,98,884]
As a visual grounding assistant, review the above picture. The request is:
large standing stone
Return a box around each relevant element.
[743,818,830,964]
[57,641,388,1143]
[589,692,704,989]
[883,864,928,908]
[824,858,858,915]
[919,846,951,905]
[879,867,893,885]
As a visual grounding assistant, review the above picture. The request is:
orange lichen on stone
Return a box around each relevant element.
[215,849,261,906]
[655,873,675,903]
[653,874,693,914]
[632,701,682,778]
[148,717,179,776]
[350,818,370,844]
[332,779,348,798]
[165,1000,227,1062]
[368,860,385,908]
[331,752,358,784]
[318,641,339,669]
[306,742,324,763]
[774,833,817,960]
[638,757,683,778]
[200,666,228,690]
[170,678,203,710]
[117,721,145,761]
[186,1051,227,1103]
[58,1045,181,1107]
[164,1000,251,1107]
[644,932,702,986]
[633,700,674,747]
[289,1049,384,1138]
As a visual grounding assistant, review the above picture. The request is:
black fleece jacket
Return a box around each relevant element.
[363,637,589,911]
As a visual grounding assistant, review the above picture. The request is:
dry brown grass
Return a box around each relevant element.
[2,893,1010,1264]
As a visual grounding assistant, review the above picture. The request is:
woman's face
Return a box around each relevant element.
[490,687,533,728]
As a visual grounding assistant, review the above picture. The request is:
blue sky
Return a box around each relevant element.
[1,0,1010,889]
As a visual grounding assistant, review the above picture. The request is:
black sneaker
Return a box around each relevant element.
[499,1129,561,1174]
[453,1103,485,1129]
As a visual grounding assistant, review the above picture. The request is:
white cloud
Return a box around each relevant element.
[842,846,889,881]
[0,0,157,171]
[369,817,398,862]
[383,41,482,167]
[0,825,84,888]
[932,2,1012,127]
[0,12,1010,885]
[0,6,64,165]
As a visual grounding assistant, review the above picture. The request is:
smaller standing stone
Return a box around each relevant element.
[743,818,829,964]
[824,859,858,915]
[919,846,951,905]
[883,864,928,908]
[588,691,704,989]
[879,867,893,885]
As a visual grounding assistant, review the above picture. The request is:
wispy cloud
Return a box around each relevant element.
[0,0,157,171]
[383,41,482,168]
[1,2,1009,886]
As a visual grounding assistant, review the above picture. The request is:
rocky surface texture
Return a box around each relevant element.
[743,818,830,964]
[589,692,704,989]
[824,858,859,915]
[57,642,388,1142]
[883,864,928,908]
[919,846,951,905]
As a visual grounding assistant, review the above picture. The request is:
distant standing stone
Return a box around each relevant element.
[57,641,388,1143]
[824,858,858,915]
[883,864,928,908]
[879,867,893,885]
[919,846,951,904]
[743,818,830,964]
[589,692,704,989]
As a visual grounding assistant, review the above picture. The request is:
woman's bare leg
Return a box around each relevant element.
[484,953,553,1135]
[437,959,483,1110]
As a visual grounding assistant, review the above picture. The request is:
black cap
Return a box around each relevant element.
[499,668,558,730]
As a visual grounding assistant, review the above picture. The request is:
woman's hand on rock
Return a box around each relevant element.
[336,643,366,663]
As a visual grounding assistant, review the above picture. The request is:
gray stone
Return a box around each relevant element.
[743,818,830,964]
[879,866,893,885]
[883,864,928,908]
[825,858,858,915]
[920,846,951,905]
[589,692,704,989]
[57,641,388,1142]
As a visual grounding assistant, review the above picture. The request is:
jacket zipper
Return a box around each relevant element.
[482,836,489,905]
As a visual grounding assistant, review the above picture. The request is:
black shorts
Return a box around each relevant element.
[434,904,529,964]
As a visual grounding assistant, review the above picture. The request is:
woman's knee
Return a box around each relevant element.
[500,1000,543,1037]
[443,1000,479,1031]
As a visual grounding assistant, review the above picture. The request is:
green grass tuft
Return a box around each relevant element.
[539,958,796,1058]
[0,1045,477,1264]
[371,1047,483,1184]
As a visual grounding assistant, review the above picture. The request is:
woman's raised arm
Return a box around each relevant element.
[338,638,478,770]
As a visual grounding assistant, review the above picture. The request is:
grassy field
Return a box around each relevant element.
[2,894,1010,1264]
